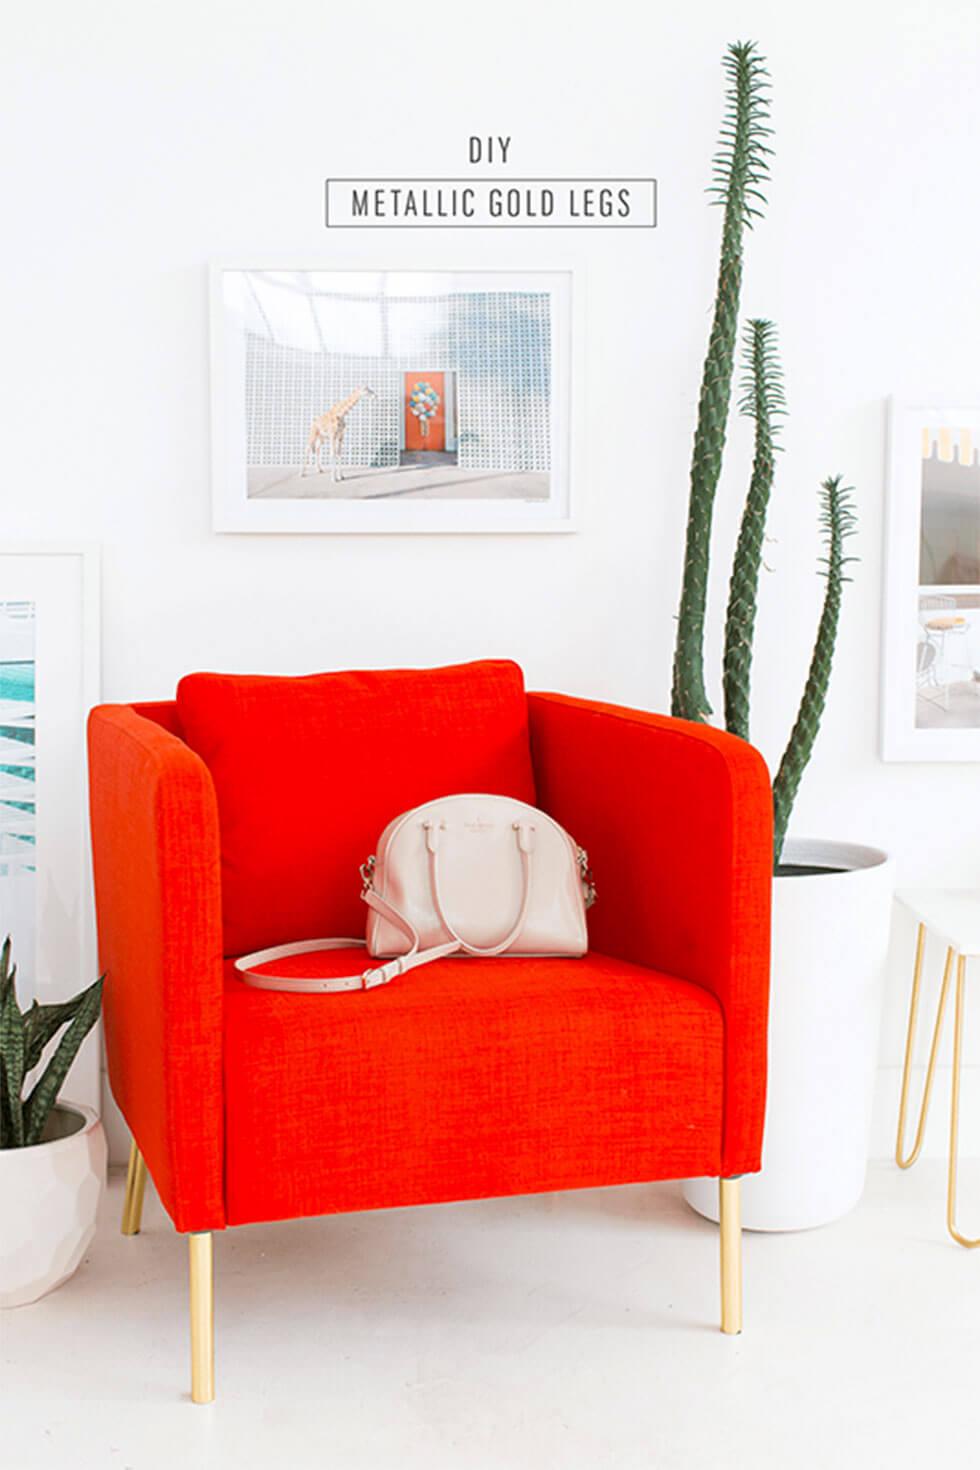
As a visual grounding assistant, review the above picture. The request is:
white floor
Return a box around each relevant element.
[2,1163,978,1469]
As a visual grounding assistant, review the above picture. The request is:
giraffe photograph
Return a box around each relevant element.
[211,268,574,533]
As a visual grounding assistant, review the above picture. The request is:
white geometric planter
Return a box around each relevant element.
[0,1103,106,1308]
[683,839,895,1231]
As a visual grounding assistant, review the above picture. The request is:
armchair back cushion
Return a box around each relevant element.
[176,659,536,955]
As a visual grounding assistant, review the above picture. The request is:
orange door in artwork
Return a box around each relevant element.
[404,372,446,452]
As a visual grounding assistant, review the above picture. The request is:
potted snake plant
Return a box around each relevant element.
[672,42,894,1229]
[0,937,106,1306]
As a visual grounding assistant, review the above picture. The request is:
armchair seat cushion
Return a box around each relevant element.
[222,950,724,1227]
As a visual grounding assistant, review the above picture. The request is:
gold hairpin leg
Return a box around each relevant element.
[947,956,980,1248]
[719,1178,742,1335]
[896,928,954,1169]
[189,1233,215,1403]
[121,1139,148,1235]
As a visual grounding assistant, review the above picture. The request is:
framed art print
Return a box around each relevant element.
[0,545,101,1111]
[210,265,576,533]
[882,399,980,760]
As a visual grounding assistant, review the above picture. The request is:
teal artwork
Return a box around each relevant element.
[0,603,36,914]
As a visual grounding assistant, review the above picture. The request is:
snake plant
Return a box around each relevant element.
[0,936,103,1148]
[670,42,858,867]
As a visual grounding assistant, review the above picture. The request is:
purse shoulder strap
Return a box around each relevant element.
[234,888,460,993]
[235,812,539,994]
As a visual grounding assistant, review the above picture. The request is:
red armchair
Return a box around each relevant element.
[88,660,772,1403]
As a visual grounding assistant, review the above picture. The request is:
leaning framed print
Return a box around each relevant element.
[0,544,101,1110]
[210,264,577,533]
[882,399,980,760]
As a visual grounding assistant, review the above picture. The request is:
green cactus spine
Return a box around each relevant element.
[672,41,773,722]
[772,478,858,863]
[722,319,785,740]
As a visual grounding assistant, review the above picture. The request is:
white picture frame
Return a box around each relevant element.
[0,544,101,1112]
[210,263,577,534]
[882,398,980,760]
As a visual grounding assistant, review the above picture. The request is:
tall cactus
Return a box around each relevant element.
[668,42,858,870]
[722,319,785,739]
[772,478,857,862]
[671,41,773,722]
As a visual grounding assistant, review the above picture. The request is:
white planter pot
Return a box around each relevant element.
[683,838,894,1231]
[0,1102,106,1308]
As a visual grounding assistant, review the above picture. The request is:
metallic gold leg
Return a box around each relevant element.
[189,1233,215,1403]
[719,1178,742,1335]
[121,1140,148,1236]
[947,956,980,1249]
[896,932,954,1169]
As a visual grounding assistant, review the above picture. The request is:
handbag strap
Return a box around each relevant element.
[234,887,461,993]
[234,820,536,993]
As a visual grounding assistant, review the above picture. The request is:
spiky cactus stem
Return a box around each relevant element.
[772,478,858,864]
[722,320,785,740]
[671,41,772,722]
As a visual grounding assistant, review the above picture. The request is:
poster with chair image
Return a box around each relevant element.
[211,267,574,533]
[882,401,980,759]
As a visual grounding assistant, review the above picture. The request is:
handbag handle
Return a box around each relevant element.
[425,818,534,956]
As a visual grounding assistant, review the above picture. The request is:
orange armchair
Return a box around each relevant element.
[88,661,772,1403]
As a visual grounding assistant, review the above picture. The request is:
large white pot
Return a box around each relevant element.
[683,839,894,1231]
[0,1102,106,1308]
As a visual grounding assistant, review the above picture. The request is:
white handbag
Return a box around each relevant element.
[235,794,596,994]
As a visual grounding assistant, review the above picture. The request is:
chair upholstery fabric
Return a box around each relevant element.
[88,704,226,1232]
[222,949,724,1226]
[87,661,773,1233]
[528,692,773,1177]
[176,660,536,956]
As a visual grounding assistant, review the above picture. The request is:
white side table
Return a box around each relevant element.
[895,889,980,1247]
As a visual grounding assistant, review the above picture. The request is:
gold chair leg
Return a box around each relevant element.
[947,956,980,1249]
[896,931,954,1169]
[719,1178,742,1335]
[189,1233,215,1404]
[120,1140,148,1236]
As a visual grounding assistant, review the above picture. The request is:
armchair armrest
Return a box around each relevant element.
[88,705,225,1231]
[528,692,773,1177]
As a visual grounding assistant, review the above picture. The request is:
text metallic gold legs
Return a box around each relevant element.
[120,1140,147,1236]
[896,930,954,1170]
[189,1232,215,1404]
[719,1177,743,1335]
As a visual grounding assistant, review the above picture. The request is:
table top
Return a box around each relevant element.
[897,888,980,956]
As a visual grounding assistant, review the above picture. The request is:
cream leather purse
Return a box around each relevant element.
[236,794,596,994]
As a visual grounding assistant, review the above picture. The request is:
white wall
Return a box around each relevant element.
[3,0,980,1161]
